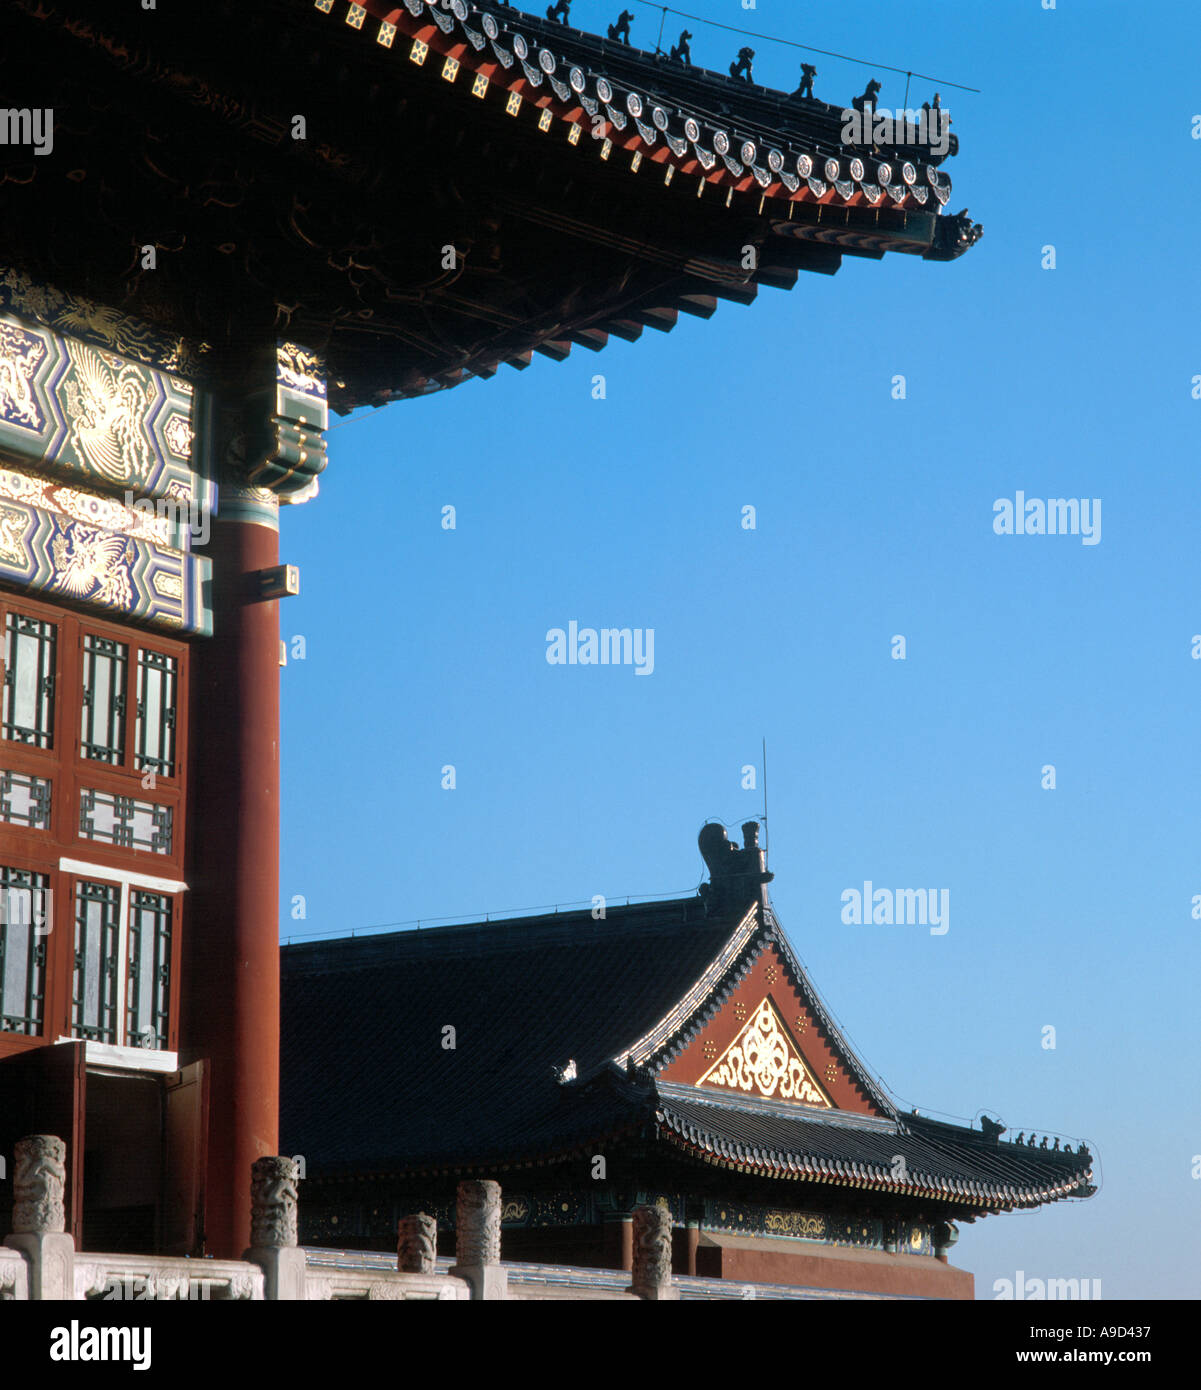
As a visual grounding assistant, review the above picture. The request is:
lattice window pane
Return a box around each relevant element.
[0,768,51,829]
[72,880,120,1043]
[0,866,48,1035]
[2,612,56,748]
[135,649,177,777]
[80,634,127,765]
[127,890,171,1050]
[79,787,173,855]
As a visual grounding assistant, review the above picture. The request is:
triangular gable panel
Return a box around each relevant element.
[696,996,832,1106]
[656,939,883,1116]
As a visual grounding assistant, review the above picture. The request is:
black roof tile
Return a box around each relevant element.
[281,897,734,1173]
[280,887,1095,1213]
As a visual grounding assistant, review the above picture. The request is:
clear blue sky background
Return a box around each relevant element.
[276,0,1201,1298]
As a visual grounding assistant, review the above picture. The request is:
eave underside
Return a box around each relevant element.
[1,1,976,409]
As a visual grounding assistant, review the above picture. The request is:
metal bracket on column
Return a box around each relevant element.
[257,565,300,599]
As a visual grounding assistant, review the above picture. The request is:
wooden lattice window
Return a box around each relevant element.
[0,865,49,1035]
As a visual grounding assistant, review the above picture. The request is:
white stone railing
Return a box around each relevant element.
[0,1136,685,1302]
[73,1255,263,1301]
[0,1246,29,1300]
[303,1267,468,1300]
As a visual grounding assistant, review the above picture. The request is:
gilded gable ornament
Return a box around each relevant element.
[698,997,831,1106]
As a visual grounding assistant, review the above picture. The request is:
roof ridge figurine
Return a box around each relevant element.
[730,47,755,83]
[607,9,634,44]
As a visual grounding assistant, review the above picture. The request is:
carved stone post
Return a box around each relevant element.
[244,1157,306,1300]
[631,1204,677,1300]
[398,1213,438,1274]
[450,1179,506,1300]
[3,1136,76,1299]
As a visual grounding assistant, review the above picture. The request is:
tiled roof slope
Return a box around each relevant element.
[656,1088,1092,1211]
[280,897,737,1172]
[280,890,1095,1213]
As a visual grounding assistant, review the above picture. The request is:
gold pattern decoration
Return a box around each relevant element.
[0,321,47,430]
[698,997,831,1106]
[764,1211,825,1239]
[500,1199,529,1223]
[733,1001,747,1021]
[50,523,135,610]
[61,344,153,485]
[162,413,193,460]
[764,964,778,985]
[0,268,206,379]
[824,1062,837,1082]
[276,342,325,399]
[0,467,172,547]
[0,503,28,565]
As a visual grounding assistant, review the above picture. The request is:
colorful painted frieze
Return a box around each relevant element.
[0,308,214,515]
[0,466,210,635]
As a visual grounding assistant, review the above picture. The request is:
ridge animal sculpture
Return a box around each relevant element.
[730,47,755,82]
[608,10,634,44]
[670,30,692,65]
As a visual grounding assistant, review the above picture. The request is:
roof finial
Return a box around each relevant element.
[698,821,774,916]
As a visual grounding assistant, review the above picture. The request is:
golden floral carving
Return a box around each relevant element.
[698,997,831,1106]
[764,1211,825,1239]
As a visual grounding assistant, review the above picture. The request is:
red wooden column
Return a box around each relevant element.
[184,487,282,1259]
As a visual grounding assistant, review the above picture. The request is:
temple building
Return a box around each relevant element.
[280,823,1095,1298]
[1,0,979,1266]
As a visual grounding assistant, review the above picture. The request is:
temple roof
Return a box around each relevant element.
[280,826,1093,1217]
[1,1,980,410]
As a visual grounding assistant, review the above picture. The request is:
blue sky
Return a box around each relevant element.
[277,0,1201,1298]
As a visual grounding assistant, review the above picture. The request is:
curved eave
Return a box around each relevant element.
[655,1111,1095,1213]
[337,0,967,219]
[316,0,981,402]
